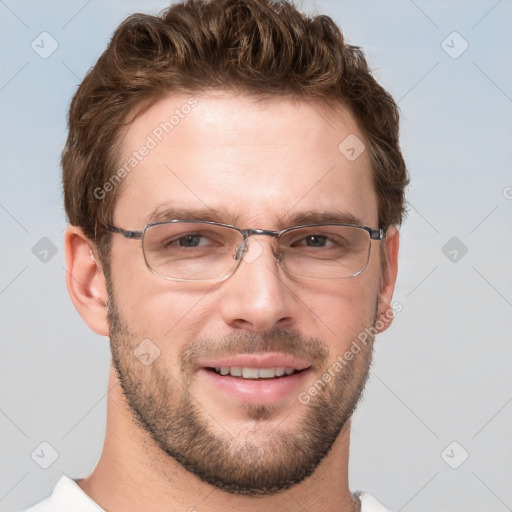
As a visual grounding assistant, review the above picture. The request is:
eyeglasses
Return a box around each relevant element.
[105,220,386,282]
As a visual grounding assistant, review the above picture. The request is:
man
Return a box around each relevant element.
[24,0,408,510]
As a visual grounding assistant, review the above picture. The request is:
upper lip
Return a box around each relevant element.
[198,353,312,371]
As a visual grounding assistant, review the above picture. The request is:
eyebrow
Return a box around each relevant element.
[281,211,365,228]
[146,205,366,229]
[146,206,235,225]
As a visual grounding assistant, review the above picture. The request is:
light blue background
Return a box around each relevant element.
[1,1,511,511]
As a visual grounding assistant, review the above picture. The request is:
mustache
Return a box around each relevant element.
[180,328,329,374]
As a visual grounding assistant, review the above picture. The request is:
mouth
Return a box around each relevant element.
[197,354,313,405]
[206,366,308,379]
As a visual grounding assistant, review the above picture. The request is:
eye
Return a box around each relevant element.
[291,233,343,248]
[169,234,212,248]
[162,231,227,249]
[300,234,331,247]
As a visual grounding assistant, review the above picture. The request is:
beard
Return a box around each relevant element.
[107,283,375,496]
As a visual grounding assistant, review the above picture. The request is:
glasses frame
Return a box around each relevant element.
[105,220,386,282]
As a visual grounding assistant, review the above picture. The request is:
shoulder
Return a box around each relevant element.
[357,491,394,512]
[20,476,104,512]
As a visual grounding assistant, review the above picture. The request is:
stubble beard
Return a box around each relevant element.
[107,283,375,496]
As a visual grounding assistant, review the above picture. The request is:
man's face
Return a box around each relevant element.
[106,92,390,495]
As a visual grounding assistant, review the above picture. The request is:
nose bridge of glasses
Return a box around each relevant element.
[234,228,280,261]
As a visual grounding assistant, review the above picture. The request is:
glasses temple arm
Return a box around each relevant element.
[105,225,144,239]
[369,227,386,240]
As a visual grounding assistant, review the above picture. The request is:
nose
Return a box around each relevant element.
[219,237,297,333]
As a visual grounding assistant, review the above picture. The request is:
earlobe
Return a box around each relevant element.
[64,226,110,337]
[375,227,400,334]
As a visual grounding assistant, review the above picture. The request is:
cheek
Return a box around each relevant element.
[293,276,379,352]
[109,237,222,347]
[111,253,213,350]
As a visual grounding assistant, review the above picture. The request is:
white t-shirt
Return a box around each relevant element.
[22,476,393,512]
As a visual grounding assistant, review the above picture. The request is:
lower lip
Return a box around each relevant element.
[199,368,311,404]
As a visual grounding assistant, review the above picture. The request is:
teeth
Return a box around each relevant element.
[242,367,259,379]
[214,367,299,379]
[230,366,243,377]
[258,367,276,378]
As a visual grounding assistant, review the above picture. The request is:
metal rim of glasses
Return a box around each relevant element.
[104,220,386,282]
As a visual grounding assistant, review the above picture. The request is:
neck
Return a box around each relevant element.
[78,367,356,512]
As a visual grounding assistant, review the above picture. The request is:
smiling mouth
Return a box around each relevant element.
[206,366,310,379]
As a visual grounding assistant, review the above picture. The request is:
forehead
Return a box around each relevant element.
[113,91,378,228]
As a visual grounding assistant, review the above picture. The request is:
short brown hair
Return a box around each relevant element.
[62,0,408,268]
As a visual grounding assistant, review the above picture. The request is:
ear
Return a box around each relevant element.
[375,226,400,334]
[64,226,109,337]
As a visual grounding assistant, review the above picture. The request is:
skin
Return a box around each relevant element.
[64,91,399,512]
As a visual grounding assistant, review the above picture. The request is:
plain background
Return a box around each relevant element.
[1,1,511,511]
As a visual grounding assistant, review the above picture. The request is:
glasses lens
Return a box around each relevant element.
[280,225,371,279]
[142,222,243,281]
